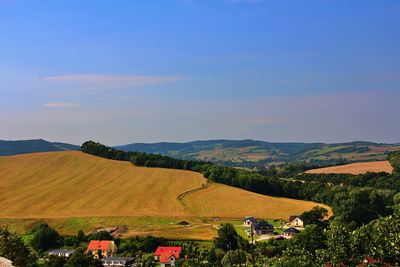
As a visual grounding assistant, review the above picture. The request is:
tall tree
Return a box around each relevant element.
[0,228,34,267]
[214,224,246,252]
[31,223,60,251]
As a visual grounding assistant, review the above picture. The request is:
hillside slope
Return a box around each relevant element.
[0,151,328,219]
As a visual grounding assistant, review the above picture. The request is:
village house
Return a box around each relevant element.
[253,220,274,235]
[283,227,301,238]
[154,246,182,267]
[243,216,257,226]
[101,256,135,267]
[48,248,74,258]
[87,240,117,259]
[287,216,304,228]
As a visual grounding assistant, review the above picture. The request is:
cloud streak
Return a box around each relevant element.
[44,102,80,108]
[39,74,185,89]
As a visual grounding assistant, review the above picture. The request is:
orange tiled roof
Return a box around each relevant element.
[87,240,113,251]
[154,246,182,256]
[159,251,180,263]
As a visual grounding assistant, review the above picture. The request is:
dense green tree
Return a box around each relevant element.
[365,212,400,264]
[214,224,246,252]
[300,206,328,226]
[206,248,224,267]
[64,249,103,267]
[284,224,326,263]
[332,187,393,227]
[323,220,353,265]
[61,236,79,247]
[135,252,154,267]
[388,151,400,173]
[221,249,249,267]
[31,223,60,251]
[77,230,85,243]
[43,254,67,267]
[86,230,113,241]
[0,228,35,267]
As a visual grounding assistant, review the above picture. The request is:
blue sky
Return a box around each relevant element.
[0,0,399,145]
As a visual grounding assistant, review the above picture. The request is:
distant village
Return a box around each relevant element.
[243,215,304,241]
[0,215,305,267]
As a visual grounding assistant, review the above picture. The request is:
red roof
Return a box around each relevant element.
[154,246,182,256]
[159,251,180,263]
[87,240,113,251]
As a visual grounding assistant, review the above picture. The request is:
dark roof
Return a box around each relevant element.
[177,221,190,225]
[284,227,301,233]
[253,220,274,230]
[244,216,257,222]
[288,216,303,222]
[101,256,134,262]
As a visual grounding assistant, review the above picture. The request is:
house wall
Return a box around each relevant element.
[89,242,117,258]
[291,218,304,227]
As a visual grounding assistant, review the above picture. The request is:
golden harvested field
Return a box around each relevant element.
[183,183,330,219]
[0,151,330,239]
[0,151,204,218]
[305,161,393,175]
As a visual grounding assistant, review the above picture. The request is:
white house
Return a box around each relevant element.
[154,246,182,267]
[287,216,304,228]
[48,249,74,258]
[243,216,257,226]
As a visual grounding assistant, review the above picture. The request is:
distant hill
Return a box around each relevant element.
[0,139,79,156]
[116,139,400,166]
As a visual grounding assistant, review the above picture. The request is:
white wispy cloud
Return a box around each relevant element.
[43,102,81,108]
[39,74,185,89]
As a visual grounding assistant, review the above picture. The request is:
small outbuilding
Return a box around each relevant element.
[48,248,74,258]
[243,216,257,226]
[101,256,135,267]
[283,227,301,238]
[253,220,274,235]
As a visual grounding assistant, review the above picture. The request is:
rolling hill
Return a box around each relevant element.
[2,139,399,168]
[0,151,328,219]
[0,139,79,156]
[116,139,400,166]
[305,161,393,175]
